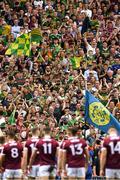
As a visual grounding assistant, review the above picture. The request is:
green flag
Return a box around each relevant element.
[5,33,31,56]
[31,28,42,44]
[67,119,77,126]
[8,109,16,125]
[70,56,81,69]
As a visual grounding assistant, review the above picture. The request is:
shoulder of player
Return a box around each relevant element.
[103,137,112,143]
[81,138,88,146]
[3,141,22,149]
[102,137,114,146]
[3,142,8,147]
[51,138,59,144]
[3,142,11,149]
[17,141,23,147]
[63,139,71,146]
[25,139,32,145]
[69,137,86,143]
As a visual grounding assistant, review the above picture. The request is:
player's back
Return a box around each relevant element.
[36,137,59,166]
[3,140,23,169]
[103,136,120,169]
[63,137,87,168]
[25,137,40,165]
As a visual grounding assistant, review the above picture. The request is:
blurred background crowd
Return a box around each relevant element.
[0,0,120,177]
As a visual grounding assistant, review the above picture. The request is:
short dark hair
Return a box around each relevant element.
[68,127,78,136]
[7,129,16,138]
[32,127,39,135]
[0,136,5,144]
[43,127,51,134]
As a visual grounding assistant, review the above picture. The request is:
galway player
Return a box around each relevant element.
[29,127,59,180]
[0,136,5,179]
[0,129,23,180]
[61,127,89,180]
[22,127,40,179]
[100,127,120,179]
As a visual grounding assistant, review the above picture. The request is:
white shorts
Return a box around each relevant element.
[5,169,23,178]
[2,172,6,180]
[0,173,2,178]
[67,167,85,178]
[38,165,56,177]
[106,168,120,179]
[28,165,40,178]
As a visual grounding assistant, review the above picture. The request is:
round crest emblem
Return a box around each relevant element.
[89,102,110,126]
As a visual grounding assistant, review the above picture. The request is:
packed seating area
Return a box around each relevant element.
[0,0,120,179]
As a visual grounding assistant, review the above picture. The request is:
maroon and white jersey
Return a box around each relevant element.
[102,135,120,169]
[25,137,39,165]
[0,146,3,154]
[63,137,87,168]
[35,136,59,166]
[2,141,23,170]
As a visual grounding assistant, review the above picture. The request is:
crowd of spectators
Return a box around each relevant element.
[0,0,120,177]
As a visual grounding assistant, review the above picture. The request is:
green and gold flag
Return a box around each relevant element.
[5,33,31,56]
[70,56,82,69]
[31,28,42,44]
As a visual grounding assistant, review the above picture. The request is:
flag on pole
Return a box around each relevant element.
[5,33,31,56]
[85,90,120,134]
[8,109,16,125]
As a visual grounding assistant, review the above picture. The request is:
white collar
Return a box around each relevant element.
[44,135,51,139]
[68,136,78,140]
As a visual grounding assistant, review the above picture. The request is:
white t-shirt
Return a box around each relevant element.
[84,69,99,80]
[34,0,43,7]
[87,44,96,55]
[11,25,20,38]
[81,9,92,19]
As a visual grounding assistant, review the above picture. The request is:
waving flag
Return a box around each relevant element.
[31,28,42,44]
[85,90,120,134]
[5,33,31,56]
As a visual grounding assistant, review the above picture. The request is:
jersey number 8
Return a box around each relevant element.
[11,148,19,158]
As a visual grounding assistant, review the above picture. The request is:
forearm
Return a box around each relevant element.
[57,149,62,171]
[93,165,97,176]
[100,150,107,171]
[29,151,36,168]
[61,151,66,171]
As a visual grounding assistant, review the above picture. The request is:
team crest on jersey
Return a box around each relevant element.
[89,102,110,126]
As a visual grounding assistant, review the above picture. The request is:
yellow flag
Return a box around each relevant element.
[2,25,11,35]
